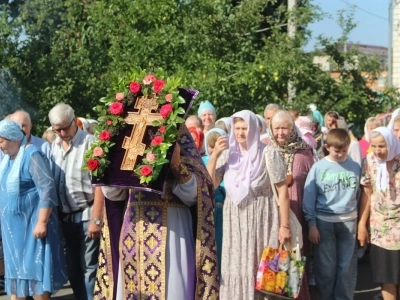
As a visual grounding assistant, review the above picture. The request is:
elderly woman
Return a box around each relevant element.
[0,120,67,300]
[359,117,380,158]
[207,110,290,299]
[358,127,400,300]
[270,110,314,300]
[197,100,216,135]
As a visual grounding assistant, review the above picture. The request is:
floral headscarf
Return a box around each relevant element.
[269,110,310,177]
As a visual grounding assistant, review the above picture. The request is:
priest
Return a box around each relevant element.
[93,125,219,300]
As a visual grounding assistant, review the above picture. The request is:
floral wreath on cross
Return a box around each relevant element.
[83,68,186,184]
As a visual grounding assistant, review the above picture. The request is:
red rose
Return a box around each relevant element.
[140,165,153,176]
[129,81,141,93]
[153,80,165,94]
[160,104,173,119]
[99,130,111,141]
[151,136,163,146]
[159,126,166,134]
[109,102,124,115]
[87,158,100,171]
[106,119,113,126]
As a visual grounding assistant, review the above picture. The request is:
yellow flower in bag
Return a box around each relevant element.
[262,269,276,292]
[275,271,287,293]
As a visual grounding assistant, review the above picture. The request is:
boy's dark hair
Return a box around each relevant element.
[325,128,350,149]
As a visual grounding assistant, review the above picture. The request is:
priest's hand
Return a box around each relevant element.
[171,144,181,165]
[88,220,101,239]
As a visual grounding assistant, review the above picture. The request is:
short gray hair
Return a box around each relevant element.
[48,103,75,125]
[270,110,294,128]
[264,103,281,115]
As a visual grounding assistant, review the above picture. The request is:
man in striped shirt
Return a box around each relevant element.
[49,103,103,300]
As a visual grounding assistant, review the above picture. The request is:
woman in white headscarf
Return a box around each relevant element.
[0,119,67,299]
[207,110,290,299]
[358,127,400,300]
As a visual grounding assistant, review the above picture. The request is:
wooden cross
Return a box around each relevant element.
[121,96,164,170]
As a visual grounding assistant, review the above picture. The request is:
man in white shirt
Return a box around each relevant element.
[49,103,103,300]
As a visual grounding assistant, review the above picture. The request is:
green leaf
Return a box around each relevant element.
[177,107,185,115]
[175,116,185,123]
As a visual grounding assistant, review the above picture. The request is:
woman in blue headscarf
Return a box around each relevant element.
[203,127,228,279]
[0,119,67,299]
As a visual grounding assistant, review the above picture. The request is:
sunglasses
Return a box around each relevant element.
[52,119,75,134]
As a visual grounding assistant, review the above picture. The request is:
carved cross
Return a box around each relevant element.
[121,96,164,170]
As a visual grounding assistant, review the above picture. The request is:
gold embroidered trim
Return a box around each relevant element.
[129,201,187,208]
[170,162,192,184]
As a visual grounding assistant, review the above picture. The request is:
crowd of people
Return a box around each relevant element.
[0,99,399,300]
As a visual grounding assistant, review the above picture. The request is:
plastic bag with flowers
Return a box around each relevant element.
[255,244,306,299]
[83,68,197,193]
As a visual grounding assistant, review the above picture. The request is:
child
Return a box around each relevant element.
[303,128,361,300]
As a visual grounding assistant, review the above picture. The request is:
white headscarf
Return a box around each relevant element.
[224,110,265,205]
[372,127,400,192]
[387,108,400,132]
[364,117,379,142]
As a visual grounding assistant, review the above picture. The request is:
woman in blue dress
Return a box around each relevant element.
[203,127,228,279]
[0,119,67,299]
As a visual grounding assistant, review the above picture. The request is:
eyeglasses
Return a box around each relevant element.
[52,119,75,134]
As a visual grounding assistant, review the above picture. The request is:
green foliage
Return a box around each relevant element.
[0,0,396,136]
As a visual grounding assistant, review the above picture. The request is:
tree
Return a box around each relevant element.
[0,0,395,135]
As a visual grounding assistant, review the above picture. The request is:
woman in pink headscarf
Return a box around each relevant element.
[207,110,291,299]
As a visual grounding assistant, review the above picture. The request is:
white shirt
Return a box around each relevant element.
[51,128,95,222]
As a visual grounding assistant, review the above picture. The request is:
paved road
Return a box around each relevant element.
[310,250,380,300]
[0,251,381,299]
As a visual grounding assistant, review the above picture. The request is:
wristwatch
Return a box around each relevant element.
[91,218,102,226]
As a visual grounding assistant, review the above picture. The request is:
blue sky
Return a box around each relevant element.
[306,0,390,50]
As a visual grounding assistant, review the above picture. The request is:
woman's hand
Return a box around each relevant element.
[211,136,228,158]
[357,224,370,247]
[279,226,291,245]
[308,226,320,245]
[360,174,371,186]
[33,221,47,239]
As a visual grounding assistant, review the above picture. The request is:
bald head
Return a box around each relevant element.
[185,115,203,130]
[9,110,32,137]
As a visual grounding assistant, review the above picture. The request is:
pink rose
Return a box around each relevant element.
[109,102,124,115]
[99,130,111,141]
[159,126,166,134]
[129,82,141,93]
[153,80,165,94]
[106,119,113,126]
[146,152,156,162]
[160,104,173,119]
[143,75,157,85]
[165,94,173,102]
[151,136,163,146]
[93,147,104,157]
[115,93,125,101]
